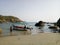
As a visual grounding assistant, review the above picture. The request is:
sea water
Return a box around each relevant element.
[0,22,58,36]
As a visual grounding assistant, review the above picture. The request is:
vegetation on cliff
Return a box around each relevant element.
[0,15,23,23]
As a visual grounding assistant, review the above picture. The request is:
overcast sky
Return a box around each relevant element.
[0,0,60,22]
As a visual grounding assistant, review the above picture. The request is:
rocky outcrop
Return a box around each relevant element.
[57,18,60,27]
[0,15,23,23]
[35,21,45,27]
[49,26,58,29]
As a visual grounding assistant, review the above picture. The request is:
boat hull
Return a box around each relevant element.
[13,26,27,31]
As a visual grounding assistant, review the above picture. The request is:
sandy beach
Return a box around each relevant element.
[0,33,60,45]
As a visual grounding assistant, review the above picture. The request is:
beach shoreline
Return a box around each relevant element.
[0,33,60,45]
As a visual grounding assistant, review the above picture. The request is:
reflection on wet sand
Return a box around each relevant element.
[0,33,2,37]
[0,28,2,37]
[0,30,31,37]
[9,30,31,36]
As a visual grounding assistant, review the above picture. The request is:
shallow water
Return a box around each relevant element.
[0,22,59,36]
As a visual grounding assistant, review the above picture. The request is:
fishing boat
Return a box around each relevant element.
[12,24,33,31]
[12,24,27,31]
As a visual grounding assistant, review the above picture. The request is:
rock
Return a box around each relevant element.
[57,18,60,27]
[49,26,57,29]
[35,21,45,27]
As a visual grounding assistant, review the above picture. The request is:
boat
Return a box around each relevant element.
[12,24,33,31]
[12,24,27,31]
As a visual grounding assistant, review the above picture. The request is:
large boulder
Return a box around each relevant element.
[57,18,60,27]
[35,21,45,27]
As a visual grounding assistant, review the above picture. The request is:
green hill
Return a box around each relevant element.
[0,15,23,23]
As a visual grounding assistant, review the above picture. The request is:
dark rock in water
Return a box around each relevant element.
[57,18,60,27]
[58,30,60,33]
[35,21,45,27]
[35,23,40,26]
[49,26,57,29]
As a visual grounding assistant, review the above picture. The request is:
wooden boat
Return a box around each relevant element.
[12,25,27,31]
[12,24,33,31]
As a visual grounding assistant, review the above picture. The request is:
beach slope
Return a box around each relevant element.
[0,33,60,45]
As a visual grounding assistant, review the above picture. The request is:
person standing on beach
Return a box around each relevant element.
[10,26,13,32]
[24,25,26,30]
[10,26,13,36]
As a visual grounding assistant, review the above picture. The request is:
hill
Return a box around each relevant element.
[0,15,23,23]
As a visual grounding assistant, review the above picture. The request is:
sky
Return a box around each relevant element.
[0,0,60,22]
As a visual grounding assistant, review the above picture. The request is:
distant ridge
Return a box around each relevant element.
[0,15,23,23]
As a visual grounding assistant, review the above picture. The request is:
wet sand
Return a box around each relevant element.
[0,33,60,45]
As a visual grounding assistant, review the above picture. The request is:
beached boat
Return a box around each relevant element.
[12,24,27,31]
[12,24,33,31]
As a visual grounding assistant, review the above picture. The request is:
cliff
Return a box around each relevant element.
[0,15,23,23]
